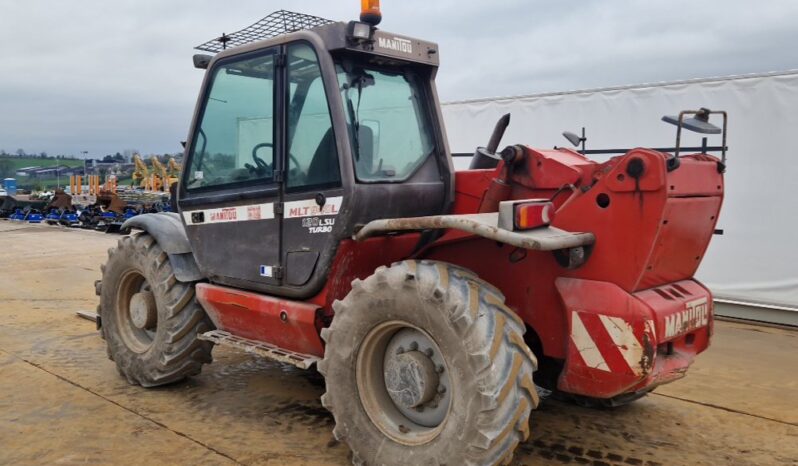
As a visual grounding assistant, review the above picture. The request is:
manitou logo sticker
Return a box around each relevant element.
[182,203,274,225]
[664,297,710,339]
[378,36,413,54]
[210,208,237,222]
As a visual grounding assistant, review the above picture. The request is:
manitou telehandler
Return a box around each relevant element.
[96,3,727,464]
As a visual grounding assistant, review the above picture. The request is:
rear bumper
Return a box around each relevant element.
[555,278,713,399]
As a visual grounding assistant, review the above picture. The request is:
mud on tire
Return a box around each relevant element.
[99,232,213,387]
[318,260,539,466]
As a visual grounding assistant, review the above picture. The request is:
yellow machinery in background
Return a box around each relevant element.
[168,157,181,183]
[132,154,156,190]
[131,154,181,192]
[152,157,179,191]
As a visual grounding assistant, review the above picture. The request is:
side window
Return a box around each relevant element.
[286,43,340,190]
[186,52,275,190]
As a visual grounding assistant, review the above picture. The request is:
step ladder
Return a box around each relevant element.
[199,330,320,370]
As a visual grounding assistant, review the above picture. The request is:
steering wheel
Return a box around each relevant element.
[246,143,308,183]
[248,143,273,176]
[289,153,305,175]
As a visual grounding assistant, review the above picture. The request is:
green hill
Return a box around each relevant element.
[0,156,84,171]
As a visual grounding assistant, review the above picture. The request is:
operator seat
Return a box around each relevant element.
[306,125,373,185]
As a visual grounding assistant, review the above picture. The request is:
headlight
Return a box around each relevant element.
[348,21,372,41]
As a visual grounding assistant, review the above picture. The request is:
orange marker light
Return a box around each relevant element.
[514,201,555,230]
[360,0,382,25]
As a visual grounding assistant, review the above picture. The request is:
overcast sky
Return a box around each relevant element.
[1,0,797,157]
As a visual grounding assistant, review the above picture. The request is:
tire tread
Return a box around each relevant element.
[100,233,213,387]
[320,260,538,466]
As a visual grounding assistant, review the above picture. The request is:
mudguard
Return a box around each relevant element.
[121,213,204,282]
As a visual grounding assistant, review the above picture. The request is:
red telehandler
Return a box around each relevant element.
[96,3,726,464]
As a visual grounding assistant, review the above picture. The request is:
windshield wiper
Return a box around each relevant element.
[343,71,374,161]
[344,90,361,161]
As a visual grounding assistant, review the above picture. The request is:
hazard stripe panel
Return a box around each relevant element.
[570,311,610,371]
[570,311,652,376]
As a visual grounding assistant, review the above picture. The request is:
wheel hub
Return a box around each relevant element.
[129,291,156,330]
[380,328,450,428]
[384,350,439,409]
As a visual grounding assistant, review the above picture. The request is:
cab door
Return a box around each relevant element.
[280,42,344,289]
[179,48,284,291]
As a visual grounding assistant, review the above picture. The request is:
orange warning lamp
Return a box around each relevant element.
[360,0,382,26]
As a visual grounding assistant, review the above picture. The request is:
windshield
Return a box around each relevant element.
[336,63,435,181]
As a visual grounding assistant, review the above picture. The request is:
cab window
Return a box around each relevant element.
[187,52,275,190]
[286,43,340,190]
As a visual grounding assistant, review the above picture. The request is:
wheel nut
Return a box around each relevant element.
[436,364,445,373]
[437,385,446,394]
[409,341,418,351]
[425,348,434,357]
[396,346,405,355]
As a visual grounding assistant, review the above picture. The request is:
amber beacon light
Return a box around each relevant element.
[360,0,382,25]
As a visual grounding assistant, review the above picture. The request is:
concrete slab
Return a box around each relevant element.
[1,221,797,466]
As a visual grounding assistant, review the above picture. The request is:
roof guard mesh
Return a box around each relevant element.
[195,10,335,53]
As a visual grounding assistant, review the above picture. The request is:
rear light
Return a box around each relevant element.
[514,200,554,230]
[498,199,555,231]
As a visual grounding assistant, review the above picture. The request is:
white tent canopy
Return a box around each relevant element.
[442,70,798,325]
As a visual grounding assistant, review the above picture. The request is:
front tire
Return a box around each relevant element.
[319,260,539,466]
[99,232,213,387]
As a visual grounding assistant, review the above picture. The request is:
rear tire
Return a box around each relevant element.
[99,232,213,387]
[319,260,539,466]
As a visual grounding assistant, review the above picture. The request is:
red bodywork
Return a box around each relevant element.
[199,146,724,399]
[196,283,326,356]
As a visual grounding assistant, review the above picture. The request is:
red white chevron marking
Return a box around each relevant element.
[570,311,651,376]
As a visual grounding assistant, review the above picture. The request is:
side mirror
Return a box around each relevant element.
[662,108,727,162]
[662,108,721,134]
[561,128,587,153]
[193,54,212,70]
[562,131,583,147]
